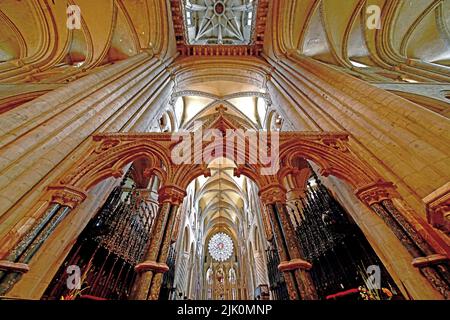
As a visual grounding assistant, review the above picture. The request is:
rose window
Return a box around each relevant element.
[208,232,234,262]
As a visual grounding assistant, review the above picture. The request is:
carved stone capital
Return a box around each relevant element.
[423,183,450,233]
[135,261,169,274]
[278,259,312,272]
[158,185,186,205]
[259,184,286,205]
[355,181,398,206]
[0,260,30,273]
[47,185,87,209]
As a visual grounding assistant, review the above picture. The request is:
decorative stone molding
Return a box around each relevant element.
[259,184,287,205]
[423,183,450,233]
[412,254,449,268]
[320,136,349,153]
[355,181,399,206]
[278,259,312,272]
[0,260,30,273]
[93,138,121,154]
[47,185,88,209]
[260,206,274,241]
[135,261,169,274]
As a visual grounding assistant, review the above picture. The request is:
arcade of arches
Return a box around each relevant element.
[0,0,449,301]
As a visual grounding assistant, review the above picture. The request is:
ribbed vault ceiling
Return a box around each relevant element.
[292,0,450,68]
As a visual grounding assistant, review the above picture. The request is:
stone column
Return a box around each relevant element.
[0,52,175,245]
[0,52,177,298]
[260,184,318,300]
[0,186,86,295]
[265,52,450,217]
[131,185,186,300]
[357,182,450,299]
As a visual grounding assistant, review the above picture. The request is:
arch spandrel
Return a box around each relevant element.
[50,129,388,204]
[55,134,175,191]
[277,132,381,190]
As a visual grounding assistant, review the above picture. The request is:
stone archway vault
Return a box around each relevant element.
[0,125,449,299]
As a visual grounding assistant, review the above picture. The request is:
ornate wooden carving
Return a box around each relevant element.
[424,183,450,233]
[259,184,287,205]
[355,181,399,206]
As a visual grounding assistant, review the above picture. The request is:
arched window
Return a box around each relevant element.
[183,227,190,253]
[254,227,259,252]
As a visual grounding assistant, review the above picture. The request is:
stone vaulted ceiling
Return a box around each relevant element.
[283,0,450,69]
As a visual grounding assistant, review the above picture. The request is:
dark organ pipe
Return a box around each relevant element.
[43,169,158,300]
[290,169,401,300]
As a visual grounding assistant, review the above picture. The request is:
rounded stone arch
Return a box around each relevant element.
[174,57,269,90]
[52,131,387,214]
[59,139,173,192]
[278,138,381,190]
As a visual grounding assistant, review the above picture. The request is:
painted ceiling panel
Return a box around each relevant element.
[120,0,150,49]
[321,0,361,60]
[0,0,41,58]
[301,2,338,64]
[391,0,435,53]
[406,2,450,65]
[347,12,372,64]
[0,19,21,62]
[107,3,139,62]
[75,0,115,64]
[67,29,87,64]
[181,0,257,45]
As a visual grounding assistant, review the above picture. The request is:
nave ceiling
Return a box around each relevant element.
[1,1,447,73]
[0,0,448,104]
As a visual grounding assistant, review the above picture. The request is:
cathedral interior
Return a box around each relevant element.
[0,0,449,301]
